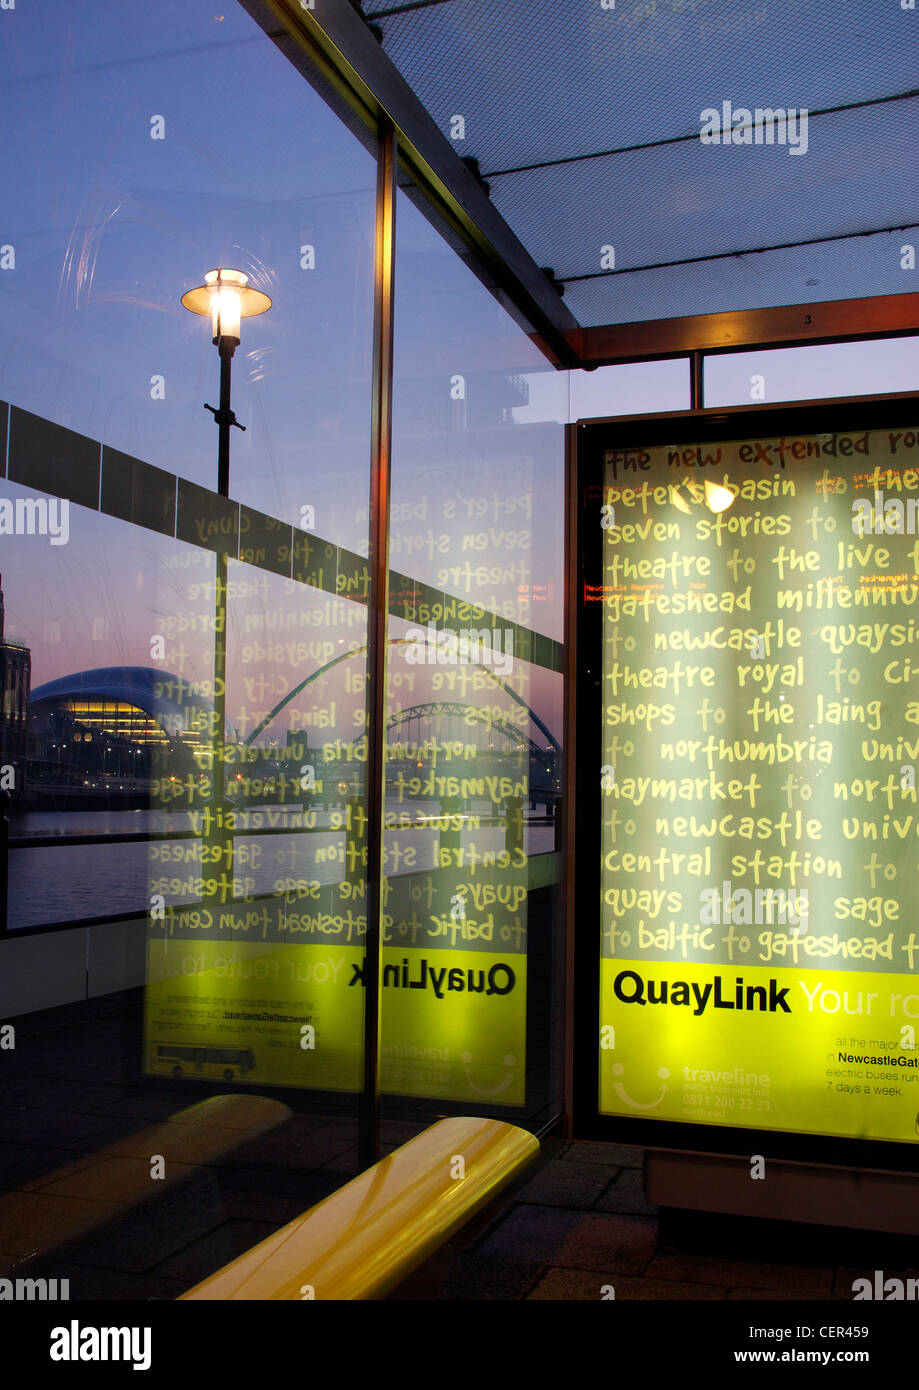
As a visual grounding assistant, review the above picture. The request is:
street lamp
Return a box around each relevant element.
[182,269,271,496]
[182,267,271,902]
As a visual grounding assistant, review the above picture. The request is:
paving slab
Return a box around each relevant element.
[216,1129,354,1171]
[150,1218,278,1285]
[527,1267,728,1300]
[441,1252,547,1300]
[515,1157,614,1210]
[725,1287,815,1300]
[0,1141,94,1191]
[475,1205,658,1275]
[165,1167,339,1225]
[26,1261,188,1302]
[2,1107,129,1147]
[595,1165,659,1217]
[0,1191,125,1262]
[52,1206,226,1274]
[645,1252,834,1297]
[560,1142,644,1168]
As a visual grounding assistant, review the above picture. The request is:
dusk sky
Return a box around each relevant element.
[1,1,917,749]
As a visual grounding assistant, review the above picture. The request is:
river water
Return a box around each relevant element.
[6,806,553,931]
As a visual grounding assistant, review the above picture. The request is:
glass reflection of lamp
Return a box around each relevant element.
[669,478,736,514]
[181,269,271,496]
[668,485,692,516]
[704,479,735,513]
[182,269,271,902]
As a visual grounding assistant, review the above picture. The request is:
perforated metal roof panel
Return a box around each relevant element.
[361,0,919,327]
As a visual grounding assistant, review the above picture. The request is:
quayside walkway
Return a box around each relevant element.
[1,991,914,1301]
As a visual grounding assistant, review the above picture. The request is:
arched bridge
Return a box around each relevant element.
[387,701,548,756]
[385,702,559,809]
[242,639,561,757]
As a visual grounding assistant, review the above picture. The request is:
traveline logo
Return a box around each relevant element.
[403,622,513,676]
[699,101,808,155]
[50,1320,151,1371]
[0,495,69,544]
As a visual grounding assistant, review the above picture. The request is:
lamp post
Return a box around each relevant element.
[182,269,271,901]
[181,269,271,495]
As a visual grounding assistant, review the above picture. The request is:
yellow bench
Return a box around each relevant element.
[180,1115,540,1300]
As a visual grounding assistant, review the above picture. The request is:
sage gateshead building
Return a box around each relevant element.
[1,0,918,1346]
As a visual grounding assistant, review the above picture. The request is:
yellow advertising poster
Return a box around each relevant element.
[144,862,527,1105]
[600,960,919,1141]
[598,422,919,1146]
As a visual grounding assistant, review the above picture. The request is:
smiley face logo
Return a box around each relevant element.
[610,1063,670,1111]
[461,1051,517,1097]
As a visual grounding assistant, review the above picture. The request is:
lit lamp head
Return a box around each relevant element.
[181,268,271,351]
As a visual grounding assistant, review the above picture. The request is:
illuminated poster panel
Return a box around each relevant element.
[144,834,527,1102]
[142,547,531,1106]
[586,399,919,1153]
